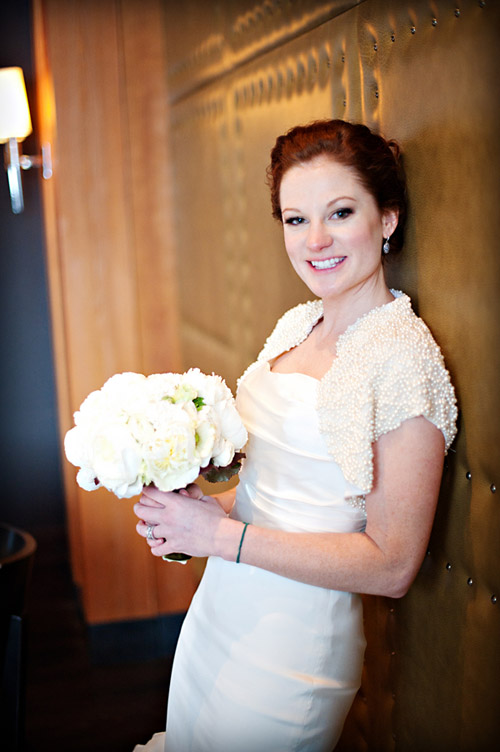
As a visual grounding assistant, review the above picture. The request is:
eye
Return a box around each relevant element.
[284,216,305,226]
[332,208,353,220]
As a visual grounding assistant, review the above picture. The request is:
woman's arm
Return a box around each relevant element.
[135,416,444,598]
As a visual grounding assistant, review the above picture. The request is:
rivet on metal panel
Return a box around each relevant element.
[467,577,473,586]
[410,26,416,35]
[466,471,472,480]
[490,484,496,493]
[307,53,317,82]
[268,73,274,98]
[455,8,461,17]
[491,595,497,604]
[258,78,265,103]
[276,69,284,98]
[446,562,452,570]
[296,59,306,90]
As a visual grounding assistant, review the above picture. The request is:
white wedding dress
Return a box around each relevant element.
[135,360,367,752]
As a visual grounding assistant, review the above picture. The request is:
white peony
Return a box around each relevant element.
[64,425,90,469]
[145,372,181,403]
[89,424,143,497]
[193,411,217,468]
[76,467,101,492]
[141,404,199,492]
[217,400,248,449]
[64,368,247,500]
[183,368,232,407]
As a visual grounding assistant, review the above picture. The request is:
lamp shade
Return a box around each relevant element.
[0,67,33,143]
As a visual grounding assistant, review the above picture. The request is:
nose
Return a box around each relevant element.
[306,221,333,252]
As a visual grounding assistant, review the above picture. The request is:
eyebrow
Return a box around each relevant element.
[281,196,357,214]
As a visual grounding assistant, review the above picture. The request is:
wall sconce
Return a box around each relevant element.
[0,66,52,214]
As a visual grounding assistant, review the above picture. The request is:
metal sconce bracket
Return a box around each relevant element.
[4,137,52,214]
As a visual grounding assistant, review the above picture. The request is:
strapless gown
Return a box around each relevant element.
[135,361,367,752]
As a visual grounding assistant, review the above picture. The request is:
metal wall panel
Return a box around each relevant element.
[164,0,500,748]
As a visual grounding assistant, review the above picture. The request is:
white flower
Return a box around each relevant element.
[64,368,247,501]
[216,400,248,449]
[193,412,217,467]
[64,425,90,469]
[76,467,101,492]
[211,438,234,468]
[89,424,143,495]
[183,368,232,407]
[145,372,181,402]
[141,404,200,492]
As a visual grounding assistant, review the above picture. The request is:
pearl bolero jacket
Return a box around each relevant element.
[238,291,457,495]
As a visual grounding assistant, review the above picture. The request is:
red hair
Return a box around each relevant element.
[267,119,407,255]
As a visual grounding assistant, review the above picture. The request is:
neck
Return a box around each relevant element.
[320,281,394,341]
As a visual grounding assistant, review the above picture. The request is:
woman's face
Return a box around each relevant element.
[279,156,397,305]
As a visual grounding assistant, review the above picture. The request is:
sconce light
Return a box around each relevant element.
[0,66,52,214]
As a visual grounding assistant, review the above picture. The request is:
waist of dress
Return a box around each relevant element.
[233,480,366,534]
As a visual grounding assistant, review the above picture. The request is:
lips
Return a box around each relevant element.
[309,256,346,270]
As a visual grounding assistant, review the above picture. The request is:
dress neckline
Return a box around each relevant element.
[265,360,320,384]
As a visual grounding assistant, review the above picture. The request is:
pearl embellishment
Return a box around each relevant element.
[239,291,457,495]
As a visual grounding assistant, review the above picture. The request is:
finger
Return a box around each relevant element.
[137,520,166,546]
[134,503,165,522]
[148,536,165,548]
[184,483,204,499]
[150,539,180,558]
[139,490,166,508]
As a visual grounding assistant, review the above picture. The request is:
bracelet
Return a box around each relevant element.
[236,522,249,563]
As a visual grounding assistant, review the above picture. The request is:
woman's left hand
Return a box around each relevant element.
[134,483,228,558]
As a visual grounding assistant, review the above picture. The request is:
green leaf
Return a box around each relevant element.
[192,396,205,410]
[200,453,245,483]
[162,552,192,562]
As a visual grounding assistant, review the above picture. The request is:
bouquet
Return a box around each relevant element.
[64,369,248,560]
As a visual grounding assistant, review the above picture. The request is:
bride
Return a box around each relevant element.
[133,119,457,751]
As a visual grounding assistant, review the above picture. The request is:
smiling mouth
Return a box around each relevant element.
[309,257,346,270]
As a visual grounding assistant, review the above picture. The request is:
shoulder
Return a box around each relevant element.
[338,292,430,353]
[341,293,457,443]
[336,293,450,379]
[237,300,322,389]
[257,299,323,362]
[317,292,458,491]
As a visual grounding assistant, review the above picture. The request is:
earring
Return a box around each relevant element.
[383,237,390,254]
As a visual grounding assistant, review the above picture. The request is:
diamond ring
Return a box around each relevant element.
[146,524,156,541]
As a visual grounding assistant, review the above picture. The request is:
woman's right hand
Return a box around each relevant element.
[135,483,204,549]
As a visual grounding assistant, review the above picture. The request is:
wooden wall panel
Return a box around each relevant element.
[34,0,198,623]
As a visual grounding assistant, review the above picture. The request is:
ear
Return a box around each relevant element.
[382,209,399,238]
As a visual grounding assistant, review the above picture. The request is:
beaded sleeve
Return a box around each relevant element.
[238,291,457,495]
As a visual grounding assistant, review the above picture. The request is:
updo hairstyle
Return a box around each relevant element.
[267,119,407,255]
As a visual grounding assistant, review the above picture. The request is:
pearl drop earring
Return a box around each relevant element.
[383,237,390,254]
